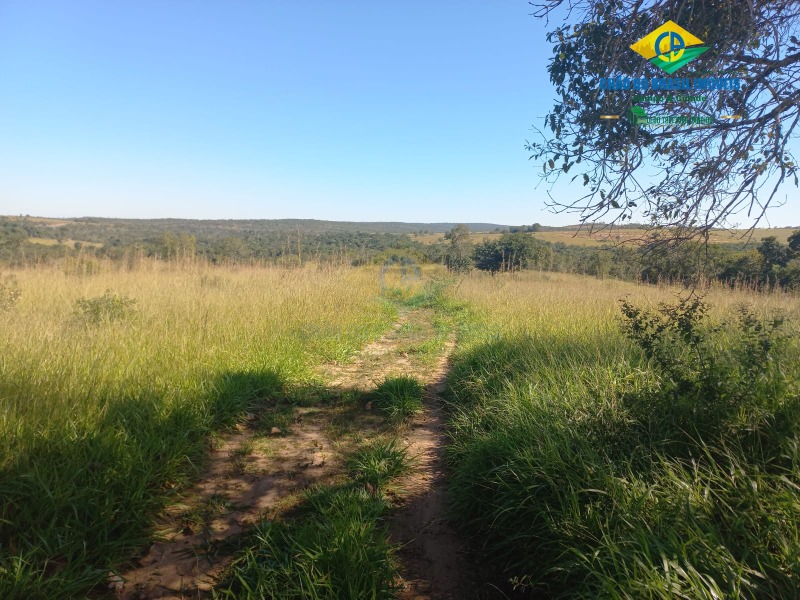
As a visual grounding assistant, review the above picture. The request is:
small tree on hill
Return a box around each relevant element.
[444,225,474,273]
[473,233,552,274]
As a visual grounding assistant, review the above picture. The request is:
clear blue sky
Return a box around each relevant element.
[1,1,797,226]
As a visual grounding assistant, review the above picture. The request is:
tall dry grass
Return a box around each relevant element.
[0,262,395,598]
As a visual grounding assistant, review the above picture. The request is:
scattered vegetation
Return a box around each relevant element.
[5,216,800,290]
[74,289,137,324]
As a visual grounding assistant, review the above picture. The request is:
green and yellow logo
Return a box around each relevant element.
[630,21,709,74]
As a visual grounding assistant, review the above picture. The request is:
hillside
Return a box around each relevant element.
[2,216,509,246]
[6,215,797,250]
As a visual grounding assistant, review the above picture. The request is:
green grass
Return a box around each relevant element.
[348,439,410,489]
[0,265,396,599]
[445,273,800,599]
[210,486,399,600]
[372,376,425,422]
[8,262,799,598]
[213,441,410,599]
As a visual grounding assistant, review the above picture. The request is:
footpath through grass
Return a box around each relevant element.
[212,279,458,599]
[213,438,411,600]
[0,265,396,599]
[444,272,800,599]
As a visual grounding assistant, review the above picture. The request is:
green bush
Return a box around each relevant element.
[621,297,787,406]
[620,298,793,459]
[348,439,409,489]
[75,289,136,324]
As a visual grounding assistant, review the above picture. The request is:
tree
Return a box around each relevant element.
[473,239,504,273]
[159,232,196,262]
[528,1,800,237]
[757,235,790,286]
[589,250,613,279]
[219,236,248,262]
[718,249,763,285]
[0,230,26,262]
[778,257,800,287]
[444,225,474,273]
[757,236,789,267]
[788,229,800,256]
[444,224,471,244]
[473,233,551,273]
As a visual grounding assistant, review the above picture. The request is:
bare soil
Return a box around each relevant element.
[388,339,476,600]
[118,408,337,599]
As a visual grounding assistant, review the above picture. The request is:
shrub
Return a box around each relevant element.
[75,289,137,325]
[0,275,21,312]
[446,297,800,599]
[620,297,792,453]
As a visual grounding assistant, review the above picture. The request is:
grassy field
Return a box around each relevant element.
[27,237,103,248]
[0,263,395,598]
[412,227,800,247]
[445,272,800,598]
[2,262,799,598]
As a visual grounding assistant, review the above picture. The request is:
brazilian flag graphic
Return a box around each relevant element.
[630,20,709,74]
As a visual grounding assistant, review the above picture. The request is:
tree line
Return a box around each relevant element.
[441,225,800,289]
[2,217,800,290]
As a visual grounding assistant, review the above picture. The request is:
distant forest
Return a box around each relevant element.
[1,216,799,289]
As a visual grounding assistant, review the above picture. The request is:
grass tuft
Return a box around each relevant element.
[348,439,410,489]
[372,376,424,421]
[213,485,398,600]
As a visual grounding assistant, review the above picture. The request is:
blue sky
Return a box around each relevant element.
[0,1,797,226]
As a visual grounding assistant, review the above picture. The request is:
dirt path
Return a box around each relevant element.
[323,308,474,597]
[117,407,337,599]
[323,307,474,599]
[115,307,473,599]
[388,338,475,600]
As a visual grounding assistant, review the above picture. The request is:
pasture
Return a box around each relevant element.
[0,262,798,598]
[0,264,394,597]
